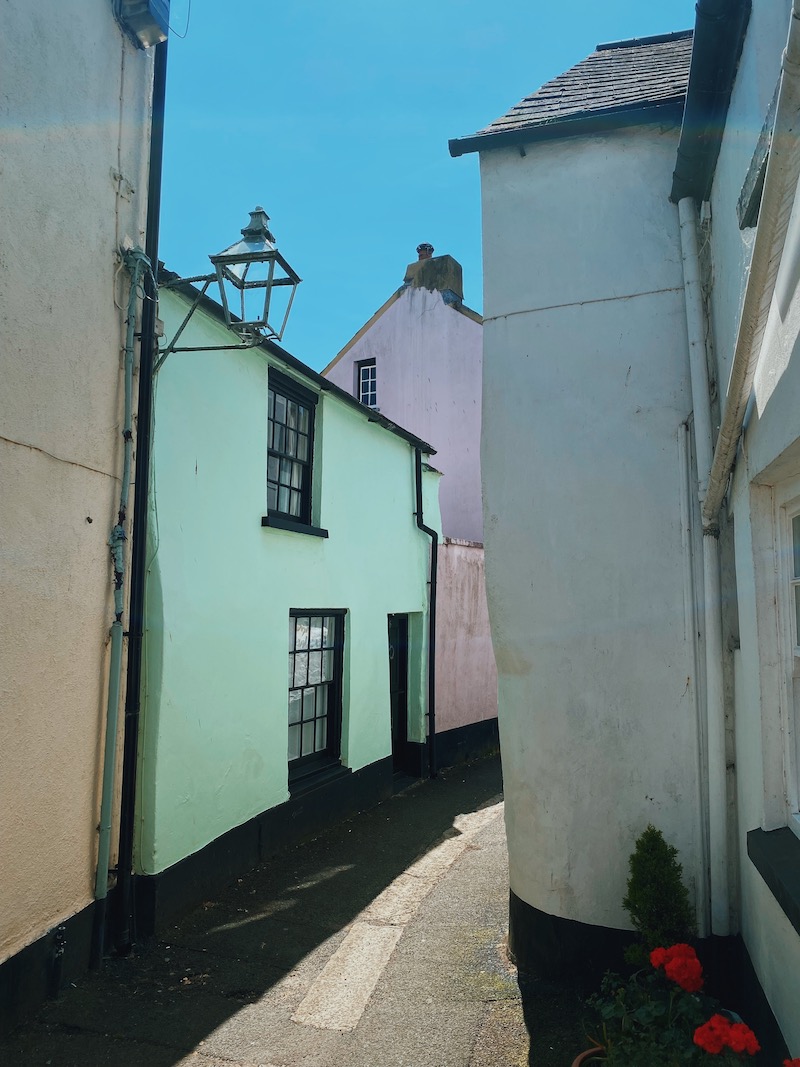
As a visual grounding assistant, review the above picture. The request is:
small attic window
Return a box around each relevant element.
[357,358,377,409]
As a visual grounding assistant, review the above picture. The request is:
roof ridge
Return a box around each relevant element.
[596,29,693,51]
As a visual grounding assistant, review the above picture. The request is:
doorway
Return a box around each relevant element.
[388,613,413,775]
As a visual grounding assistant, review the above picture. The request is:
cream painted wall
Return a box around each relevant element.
[137,290,439,875]
[0,2,153,961]
[479,127,705,931]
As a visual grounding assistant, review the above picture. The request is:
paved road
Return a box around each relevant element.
[2,756,535,1066]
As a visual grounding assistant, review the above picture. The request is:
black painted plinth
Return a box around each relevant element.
[435,717,499,771]
[136,755,394,937]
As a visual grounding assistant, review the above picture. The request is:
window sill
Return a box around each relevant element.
[261,514,328,538]
[747,826,800,938]
[289,762,351,798]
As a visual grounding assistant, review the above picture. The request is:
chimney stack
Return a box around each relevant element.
[404,245,463,302]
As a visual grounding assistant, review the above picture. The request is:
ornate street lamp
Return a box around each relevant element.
[156,207,301,370]
[210,207,301,340]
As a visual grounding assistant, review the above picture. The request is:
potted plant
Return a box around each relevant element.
[573,826,799,1066]
[580,942,760,1065]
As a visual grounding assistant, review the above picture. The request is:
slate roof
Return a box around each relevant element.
[450,30,692,155]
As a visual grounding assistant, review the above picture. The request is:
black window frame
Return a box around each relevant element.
[287,608,346,788]
[267,368,318,527]
[356,357,377,409]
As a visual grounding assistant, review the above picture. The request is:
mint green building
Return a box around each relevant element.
[134,279,440,923]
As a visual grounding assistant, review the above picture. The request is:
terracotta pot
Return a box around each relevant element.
[570,1049,604,1067]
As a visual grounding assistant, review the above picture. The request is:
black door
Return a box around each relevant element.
[388,614,410,774]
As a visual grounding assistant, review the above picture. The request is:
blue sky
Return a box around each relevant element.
[160,0,695,371]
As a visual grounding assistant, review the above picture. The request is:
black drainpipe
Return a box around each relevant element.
[414,448,438,777]
[114,39,168,955]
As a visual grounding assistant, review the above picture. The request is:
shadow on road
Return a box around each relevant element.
[2,756,504,1065]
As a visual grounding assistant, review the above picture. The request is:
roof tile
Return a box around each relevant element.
[477,31,693,138]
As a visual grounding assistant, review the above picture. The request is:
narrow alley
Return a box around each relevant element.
[0,757,586,1067]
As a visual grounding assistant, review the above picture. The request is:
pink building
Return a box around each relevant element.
[323,248,498,767]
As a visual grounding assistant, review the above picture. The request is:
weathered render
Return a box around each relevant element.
[0,0,158,1028]
[323,254,498,761]
[135,284,439,906]
[453,7,800,1054]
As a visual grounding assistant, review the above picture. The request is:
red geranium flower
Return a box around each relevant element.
[650,944,703,991]
[783,1059,800,1066]
[694,1014,760,1056]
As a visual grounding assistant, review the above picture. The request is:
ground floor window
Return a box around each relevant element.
[288,610,345,784]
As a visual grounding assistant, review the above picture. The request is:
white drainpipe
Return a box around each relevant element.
[678,197,730,936]
[703,1,800,526]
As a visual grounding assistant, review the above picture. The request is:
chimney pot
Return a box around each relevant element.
[417,242,434,261]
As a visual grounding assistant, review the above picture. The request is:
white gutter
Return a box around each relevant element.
[678,197,730,936]
[703,1,800,526]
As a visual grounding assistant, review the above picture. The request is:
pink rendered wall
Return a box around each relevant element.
[435,539,497,731]
[324,286,484,543]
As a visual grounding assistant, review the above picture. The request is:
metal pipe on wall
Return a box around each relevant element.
[414,447,438,778]
[678,195,730,937]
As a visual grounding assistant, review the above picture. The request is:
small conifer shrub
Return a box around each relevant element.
[622,824,695,952]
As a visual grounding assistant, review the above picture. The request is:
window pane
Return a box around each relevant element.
[288,689,302,725]
[279,485,290,513]
[317,685,328,717]
[289,490,301,517]
[302,687,316,720]
[308,617,322,649]
[288,724,301,760]
[280,458,292,485]
[322,616,335,646]
[268,455,279,482]
[793,515,800,578]
[275,393,287,424]
[302,720,314,755]
[295,618,309,650]
[322,649,333,682]
[267,422,274,449]
[297,434,308,461]
[268,390,275,419]
[287,400,298,428]
[316,716,327,751]
[795,585,800,647]
[275,424,286,453]
[293,651,308,687]
[286,430,297,457]
[308,650,322,684]
[267,484,278,510]
[291,462,303,489]
[299,406,309,433]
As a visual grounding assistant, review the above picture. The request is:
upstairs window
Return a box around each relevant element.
[267,370,317,525]
[357,358,377,408]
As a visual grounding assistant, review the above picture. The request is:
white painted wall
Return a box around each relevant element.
[479,127,705,931]
[324,285,484,543]
[710,9,800,1042]
[708,0,791,410]
[0,1,153,962]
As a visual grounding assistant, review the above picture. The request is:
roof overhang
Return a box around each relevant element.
[670,0,751,202]
[158,266,437,457]
[449,99,685,158]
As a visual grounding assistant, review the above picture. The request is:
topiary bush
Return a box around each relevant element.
[622,824,695,954]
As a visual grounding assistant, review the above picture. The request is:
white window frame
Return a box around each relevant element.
[776,483,800,839]
[357,358,377,409]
